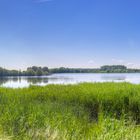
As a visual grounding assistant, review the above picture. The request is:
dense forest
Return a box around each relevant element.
[0,65,140,76]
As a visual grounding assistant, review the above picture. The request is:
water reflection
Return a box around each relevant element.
[101,75,126,80]
[0,77,9,85]
[0,73,140,88]
[0,77,49,88]
[0,77,48,85]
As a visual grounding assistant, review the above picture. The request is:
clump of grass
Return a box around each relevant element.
[0,82,139,139]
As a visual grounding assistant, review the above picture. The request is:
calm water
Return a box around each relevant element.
[0,73,140,88]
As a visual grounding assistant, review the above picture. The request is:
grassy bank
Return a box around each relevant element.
[0,83,140,139]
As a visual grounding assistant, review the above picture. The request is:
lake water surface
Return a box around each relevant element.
[0,73,140,88]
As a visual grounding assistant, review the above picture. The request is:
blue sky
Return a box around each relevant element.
[0,0,140,69]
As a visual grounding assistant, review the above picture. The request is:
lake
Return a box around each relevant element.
[0,73,140,88]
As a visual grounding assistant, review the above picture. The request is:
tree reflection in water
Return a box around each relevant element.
[0,76,49,86]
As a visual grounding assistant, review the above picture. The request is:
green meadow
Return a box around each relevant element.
[0,83,140,140]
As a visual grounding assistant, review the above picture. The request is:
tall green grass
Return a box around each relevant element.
[0,82,139,139]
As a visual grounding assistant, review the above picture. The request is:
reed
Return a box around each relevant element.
[0,82,139,139]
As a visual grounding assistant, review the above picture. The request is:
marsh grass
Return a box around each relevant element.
[0,82,139,139]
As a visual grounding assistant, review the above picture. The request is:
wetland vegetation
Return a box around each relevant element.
[0,82,139,139]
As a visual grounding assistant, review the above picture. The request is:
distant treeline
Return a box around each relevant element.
[50,65,140,73]
[0,66,49,76]
[0,65,140,76]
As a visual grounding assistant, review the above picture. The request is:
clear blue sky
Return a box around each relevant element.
[0,0,140,69]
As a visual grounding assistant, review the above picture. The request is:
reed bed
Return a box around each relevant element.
[0,82,139,139]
